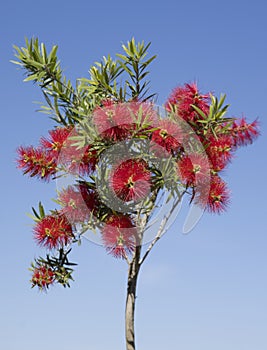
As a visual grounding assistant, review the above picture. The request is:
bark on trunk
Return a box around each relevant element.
[125,247,141,350]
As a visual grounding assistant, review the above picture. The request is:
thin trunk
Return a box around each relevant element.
[125,246,141,350]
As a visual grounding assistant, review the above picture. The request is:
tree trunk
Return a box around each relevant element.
[125,247,141,350]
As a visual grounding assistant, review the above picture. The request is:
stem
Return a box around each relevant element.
[135,60,140,98]
[139,194,183,266]
[124,191,185,350]
[125,246,141,350]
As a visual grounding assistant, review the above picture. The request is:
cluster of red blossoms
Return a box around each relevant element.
[58,184,98,223]
[166,83,259,213]
[111,159,151,202]
[93,100,158,141]
[17,126,97,180]
[18,83,259,270]
[102,215,137,259]
[33,213,73,249]
[31,265,55,290]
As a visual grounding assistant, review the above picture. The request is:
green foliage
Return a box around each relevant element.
[27,201,46,222]
[191,94,233,137]
[79,55,124,100]
[117,38,157,100]
[78,38,156,102]
[12,37,60,86]
[13,38,89,125]
[31,248,76,288]
[12,37,156,128]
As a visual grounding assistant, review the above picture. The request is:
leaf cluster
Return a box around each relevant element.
[191,94,233,137]
[13,38,156,128]
[31,248,77,288]
[13,38,89,125]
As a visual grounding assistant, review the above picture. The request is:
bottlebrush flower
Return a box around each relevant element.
[31,264,55,290]
[166,82,210,123]
[194,175,230,213]
[93,101,134,141]
[77,182,99,212]
[33,214,73,249]
[40,126,73,155]
[58,186,94,223]
[59,143,98,176]
[102,215,137,258]
[151,120,183,154]
[78,145,98,175]
[17,146,57,181]
[178,154,210,186]
[111,159,151,202]
[129,101,159,130]
[230,118,259,146]
[205,134,233,171]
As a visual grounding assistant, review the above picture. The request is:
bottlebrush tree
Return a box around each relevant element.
[13,38,259,350]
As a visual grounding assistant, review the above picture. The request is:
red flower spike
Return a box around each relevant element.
[151,120,183,154]
[60,141,98,176]
[59,186,96,223]
[17,146,57,181]
[231,118,260,147]
[93,101,134,141]
[78,145,98,175]
[194,175,230,213]
[33,214,73,249]
[93,101,160,140]
[31,265,55,290]
[77,183,99,212]
[166,82,210,123]
[178,154,210,186]
[111,159,151,202]
[205,135,234,171]
[102,215,137,259]
[40,126,73,155]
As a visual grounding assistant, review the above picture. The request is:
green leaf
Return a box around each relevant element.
[26,213,40,222]
[191,104,207,119]
[47,45,58,62]
[116,53,128,61]
[217,94,226,109]
[41,43,47,63]
[32,206,41,220]
[23,74,40,82]
[38,202,45,218]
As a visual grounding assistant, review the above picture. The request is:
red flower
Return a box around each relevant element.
[40,126,73,155]
[178,154,210,186]
[31,265,55,290]
[111,159,151,202]
[166,82,210,123]
[59,186,95,223]
[59,142,98,176]
[17,146,57,181]
[151,120,183,154]
[78,145,98,175]
[93,101,134,141]
[33,214,73,249]
[102,215,137,258]
[194,175,230,213]
[230,118,259,146]
[77,182,99,212]
[205,134,233,171]
[93,101,160,140]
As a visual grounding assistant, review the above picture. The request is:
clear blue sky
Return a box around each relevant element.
[1,1,267,349]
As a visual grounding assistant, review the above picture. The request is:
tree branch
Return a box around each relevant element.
[139,193,184,266]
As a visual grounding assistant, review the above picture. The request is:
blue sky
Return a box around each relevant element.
[1,0,267,349]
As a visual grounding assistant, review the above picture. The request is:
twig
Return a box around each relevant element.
[139,193,184,266]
